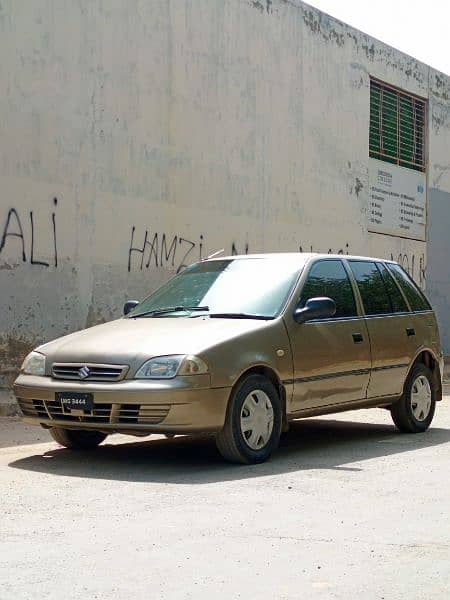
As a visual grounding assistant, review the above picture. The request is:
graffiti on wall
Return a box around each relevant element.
[0,205,427,289]
[127,226,249,273]
[299,241,351,255]
[0,199,58,268]
[390,251,427,288]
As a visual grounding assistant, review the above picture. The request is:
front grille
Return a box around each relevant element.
[17,398,46,419]
[18,399,170,426]
[52,363,128,382]
[46,400,113,423]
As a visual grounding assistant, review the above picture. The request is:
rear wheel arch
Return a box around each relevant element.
[406,349,442,401]
[391,363,436,433]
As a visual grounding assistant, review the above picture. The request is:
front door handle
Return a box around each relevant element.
[406,327,416,337]
[352,333,364,344]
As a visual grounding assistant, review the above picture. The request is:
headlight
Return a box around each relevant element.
[21,351,46,376]
[135,355,209,379]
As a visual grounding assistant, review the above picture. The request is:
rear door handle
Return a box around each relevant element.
[406,327,416,337]
[352,333,364,344]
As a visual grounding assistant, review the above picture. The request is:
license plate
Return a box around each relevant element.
[57,392,94,412]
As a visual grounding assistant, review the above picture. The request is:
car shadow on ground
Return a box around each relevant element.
[9,417,450,484]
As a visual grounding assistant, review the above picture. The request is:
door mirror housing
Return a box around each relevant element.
[123,300,139,316]
[294,297,336,324]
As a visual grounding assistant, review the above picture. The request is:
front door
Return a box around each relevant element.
[288,259,371,412]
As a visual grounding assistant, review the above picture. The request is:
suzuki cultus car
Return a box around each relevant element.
[14,253,443,464]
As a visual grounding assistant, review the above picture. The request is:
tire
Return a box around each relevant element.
[390,364,436,433]
[49,427,107,449]
[215,374,282,464]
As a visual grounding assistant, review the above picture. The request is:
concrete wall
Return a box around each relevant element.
[427,71,450,354]
[428,188,450,354]
[1,0,450,388]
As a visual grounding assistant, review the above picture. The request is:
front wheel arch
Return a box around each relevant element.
[216,372,283,463]
[231,365,287,429]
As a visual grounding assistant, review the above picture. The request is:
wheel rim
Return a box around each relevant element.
[240,389,274,450]
[410,375,432,421]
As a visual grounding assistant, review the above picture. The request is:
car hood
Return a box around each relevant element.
[37,316,270,373]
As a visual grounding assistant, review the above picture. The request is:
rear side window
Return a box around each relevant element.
[349,261,392,315]
[376,262,409,313]
[300,260,357,318]
[386,263,431,311]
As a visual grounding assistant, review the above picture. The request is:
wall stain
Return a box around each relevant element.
[361,42,375,62]
[252,1,264,12]
[433,74,450,101]
[431,100,450,134]
[251,0,272,14]
[432,163,450,188]
[0,335,36,388]
[354,178,364,198]
[301,8,345,47]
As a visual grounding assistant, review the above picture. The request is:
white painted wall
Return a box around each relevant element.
[1,0,450,385]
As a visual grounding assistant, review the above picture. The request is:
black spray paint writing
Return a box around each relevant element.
[390,252,426,288]
[0,198,58,267]
[298,242,426,288]
[299,242,350,255]
[128,227,249,273]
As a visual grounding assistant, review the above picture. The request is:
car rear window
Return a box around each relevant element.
[376,262,409,313]
[385,263,431,312]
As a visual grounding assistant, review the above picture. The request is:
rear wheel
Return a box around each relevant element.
[215,374,282,464]
[50,427,107,449]
[390,364,436,433]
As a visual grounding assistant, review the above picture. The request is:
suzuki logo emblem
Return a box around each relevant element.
[78,366,90,379]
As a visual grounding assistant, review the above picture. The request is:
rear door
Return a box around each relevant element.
[385,262,440,363]
[288,258,371,412]
[347,260,414,398]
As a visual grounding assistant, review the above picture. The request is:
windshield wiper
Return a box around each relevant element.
[208,313,273,320]
[131,305,210,318]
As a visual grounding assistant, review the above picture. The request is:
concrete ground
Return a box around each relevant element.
[1,399,450,600]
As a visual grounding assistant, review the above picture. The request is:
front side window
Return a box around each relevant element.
[349,261,393,316]
[386,263,431,312]
[369,79,426,172]
[128,257,305,319]
[300,260,357,318]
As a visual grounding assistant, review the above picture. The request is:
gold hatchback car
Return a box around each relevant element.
[14,253,443,464]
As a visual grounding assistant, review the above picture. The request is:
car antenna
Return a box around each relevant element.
[202,249,224,261]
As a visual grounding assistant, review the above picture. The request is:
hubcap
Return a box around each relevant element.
[240,390,274,450]
[410,375,432,421]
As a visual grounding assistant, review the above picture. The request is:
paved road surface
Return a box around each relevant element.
[1,399,450,599]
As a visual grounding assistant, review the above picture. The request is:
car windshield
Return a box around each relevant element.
[128,257,305,319]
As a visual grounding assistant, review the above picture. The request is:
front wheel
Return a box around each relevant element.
[49,428,108,449]
[215,374,282,464]
[390,364,436,433]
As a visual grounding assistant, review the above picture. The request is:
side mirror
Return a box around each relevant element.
[294,297,336,324]
[123,300,139,316]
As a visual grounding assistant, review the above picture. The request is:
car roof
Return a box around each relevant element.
[205,252,396,264]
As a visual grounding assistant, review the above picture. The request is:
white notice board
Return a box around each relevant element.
[368,159,426,241]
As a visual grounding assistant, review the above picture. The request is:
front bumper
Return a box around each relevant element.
[13,374,230,434]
